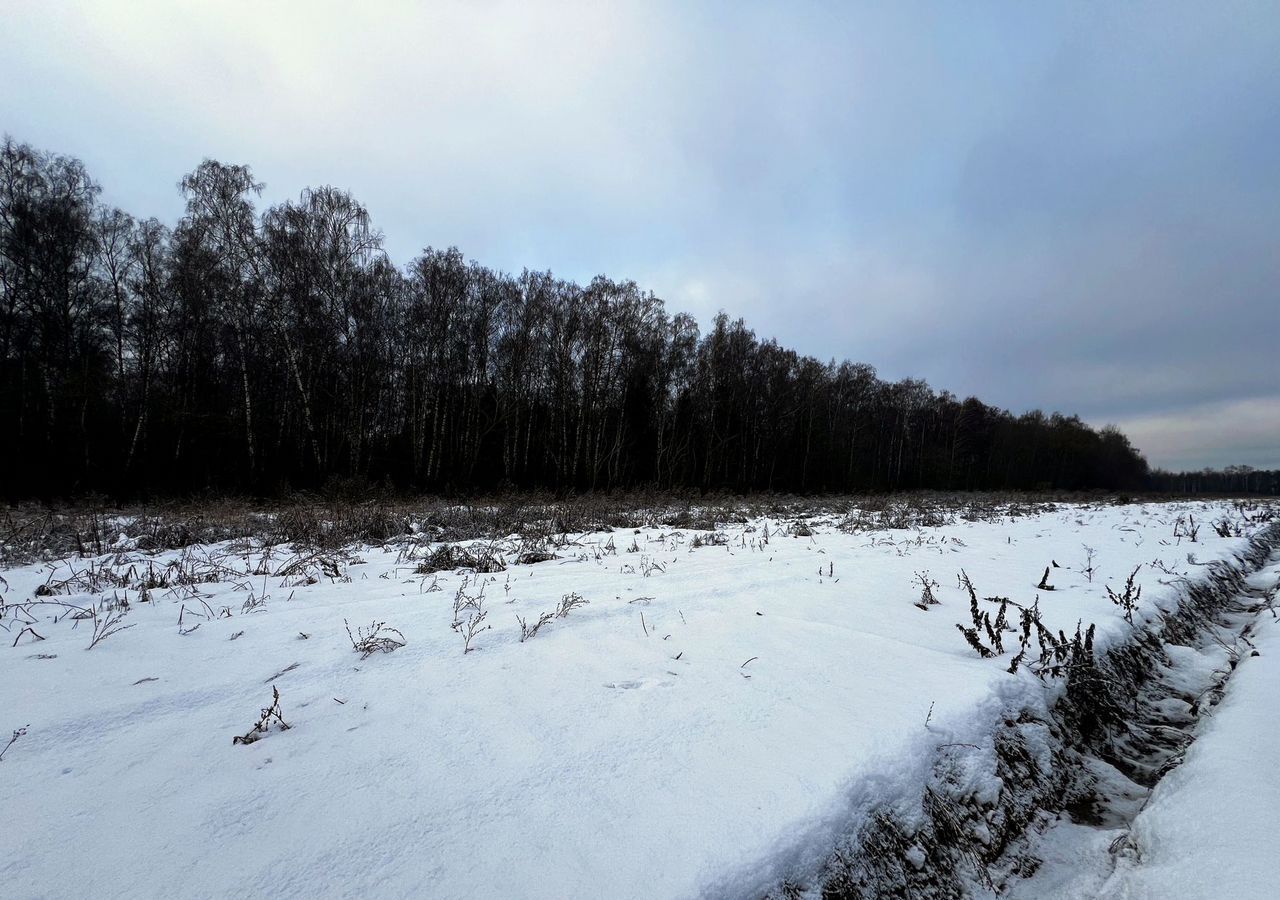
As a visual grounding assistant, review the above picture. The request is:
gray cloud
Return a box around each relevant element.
[4,0,1277,470]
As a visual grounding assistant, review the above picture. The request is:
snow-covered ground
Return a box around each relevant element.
[0,500,1270,898]
[1100,599,1280,899]
[1004,557,1280,900]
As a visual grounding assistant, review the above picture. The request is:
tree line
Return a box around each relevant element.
[1,136,1152,501]
[1148,466,1280,496]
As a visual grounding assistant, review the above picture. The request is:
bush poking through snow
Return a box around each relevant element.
[451,578,490,653]
[517,611,554,642]
[955,569,1001,656]
[988,597,1011,654]
[416,542,507,575]
[344,619,406,658]
[86,596,135,649]
[1212,517,1241,538]
[1009,601,1101,684]
[1081,544,1098,582]
[232,686,290,745]
[515,548,557,565]
[958,570,981,623]
[956,623,996,658]
[416,545,459,574]
[1106,565,1143,625]
[951,571,1100,674]
[450,577,483,628]
[240,593,267,614]
[555,592,589,618]
[516,593,587,642]
[455,605,489,654]
[274,550,350,584]
[913,571,941,610]
[1174,515,1200,543]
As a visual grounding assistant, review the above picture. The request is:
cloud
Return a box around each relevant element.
[1117,395,1280,471]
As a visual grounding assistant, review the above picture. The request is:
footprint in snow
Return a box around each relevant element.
[604,679,672,691]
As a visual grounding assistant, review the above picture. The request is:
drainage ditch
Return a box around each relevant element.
[770,521,1280,900]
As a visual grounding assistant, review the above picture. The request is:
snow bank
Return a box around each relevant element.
[1097,564,1280,900]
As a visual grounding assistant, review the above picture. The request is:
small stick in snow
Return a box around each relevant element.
[1037,566,1055,591]
[265,662,301,683]
[11,626,44,647]
[0,726,28,762]
[640,612,649,637]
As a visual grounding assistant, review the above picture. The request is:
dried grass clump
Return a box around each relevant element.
[415,543,507,575]
[690,531,729,549]
[517,611,554,642]
[555,592,588,618]
[344,619,407,658]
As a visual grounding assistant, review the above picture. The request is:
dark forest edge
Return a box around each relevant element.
[1,135,1266,502]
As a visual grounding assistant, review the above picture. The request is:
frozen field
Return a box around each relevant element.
[2,499,1275,898]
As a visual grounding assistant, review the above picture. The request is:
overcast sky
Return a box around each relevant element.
[4,0,1278,470]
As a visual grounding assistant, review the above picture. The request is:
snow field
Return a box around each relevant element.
[0,501,1265,898]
